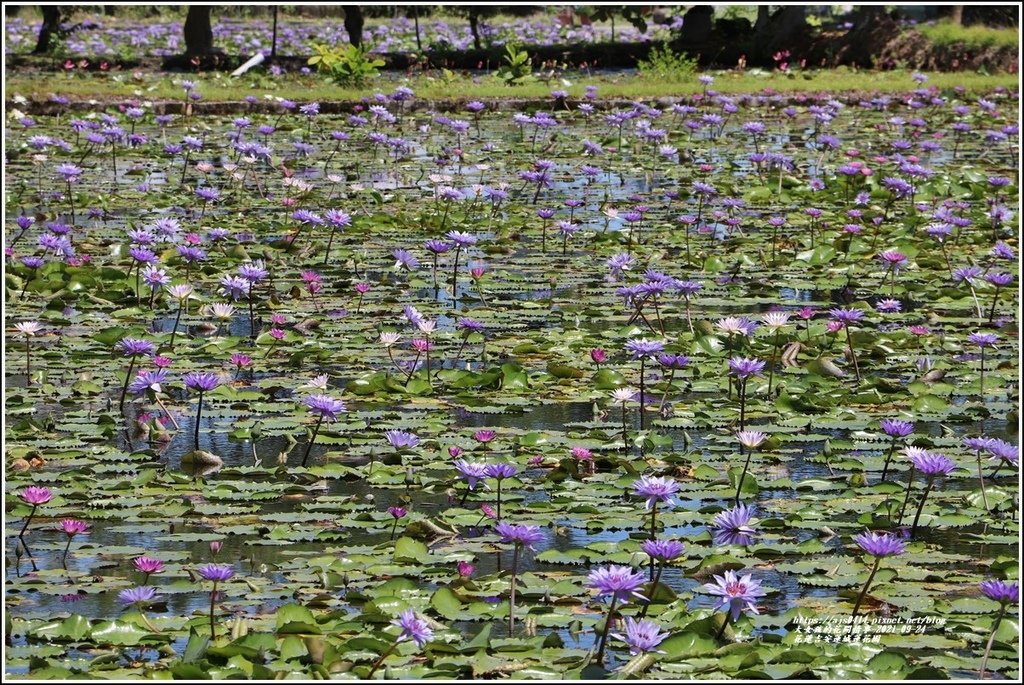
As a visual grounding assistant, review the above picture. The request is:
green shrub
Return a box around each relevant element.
[495,43,533,85]
[638,44,698,82]
[308,43,385,86]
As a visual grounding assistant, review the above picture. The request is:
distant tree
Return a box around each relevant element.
[33,5,65,54]
[343,6,364,47]
[752,5,807,61]
[466,6,497,50]
[454,6,540,50]
[587,5,651,43]
[405,5,424,52]
[183,5,214,56]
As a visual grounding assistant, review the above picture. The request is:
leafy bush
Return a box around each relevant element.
[308,43,384,86]
[638,44,698,82]
[495,43,533,85]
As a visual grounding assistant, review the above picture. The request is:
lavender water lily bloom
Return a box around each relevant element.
[588,565,648,604]
[393,609,433,648]
[728,357,765,378]
[981,580,1019,604]
[198,563,235,582]
[854,531,907,557]
[494,522,544,551]
[184,372,220,393]
[626,338,665,359]
[610,617,671,655]
[979,579,1019,677]
[299,394,346,467]
[712,504,759,546]
[118,586,159,606]
[454,459,490,491]
[304,394,346,421]
[880,419,914,438]
[385,429,419,449]
[909,451,956,475]
[704,570,767,621]
[641,538,684,561]
[632,475,679,510]
[116,337,156,357]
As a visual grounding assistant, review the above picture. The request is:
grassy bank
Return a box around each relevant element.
[915,20,1019,51]
[5,68,1018,107]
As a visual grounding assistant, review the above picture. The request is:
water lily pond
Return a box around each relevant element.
[4,77,1020,680]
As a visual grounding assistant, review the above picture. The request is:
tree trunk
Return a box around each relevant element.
[184,5,214,56]
[33,6,62,54]
[469,10,481,50]
[950,6,964,26]
[344,6,363,47]
[754,5,769,33]
[270,5,278,61]
[752,5,807,62]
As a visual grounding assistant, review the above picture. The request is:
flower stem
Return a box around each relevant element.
[366,640,399,679]
[155,395,179,430]
[976,450,990,512]
[450,245,461,304]
[910,475,936,537]
[169,305,184,350]
[638,358,646,431]
[300,415,324,468]
[897,465,917,525]
[621,402,629,454]
[639,563,664,619]
[715,613,731,641]
[209,582,218,639]
[987,286,1001,323]
[735,446,755,505]
[17,505,37,562]
[658,368,675,413]
[193,393,204,451]
[593,595,619,666]
[739,378,747,431]
[979,603,1007,678]
[118,355,137,413]
[852,556,881,618]
[979,348,986,397]
[508,544,520,634]
[767,330,780,395]
[845,325,861,382]
[879,438,898,484]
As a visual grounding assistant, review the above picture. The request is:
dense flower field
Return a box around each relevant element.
[4,72,1019,679]
[4,13,675,59]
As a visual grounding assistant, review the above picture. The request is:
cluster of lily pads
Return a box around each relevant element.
[4,70,1019,680]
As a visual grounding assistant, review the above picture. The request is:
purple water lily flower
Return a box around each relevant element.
[385,430,419,449]
[588,565,648,604]
[392,609,433,648]
[610,617,670,655]
[704,570,766,621]
[118,586,158,606]
[711,504,759,546]
[632,475,679,510]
